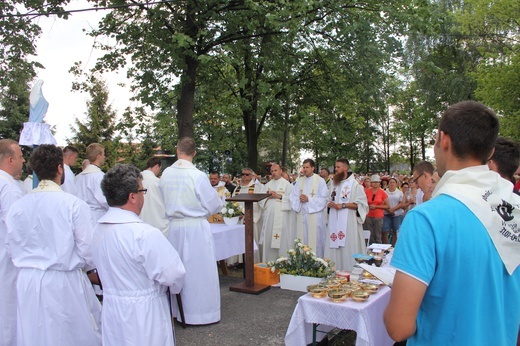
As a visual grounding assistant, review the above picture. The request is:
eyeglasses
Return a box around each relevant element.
[242,173,251,176]
[412,173,423,184]
[137,189,147,195]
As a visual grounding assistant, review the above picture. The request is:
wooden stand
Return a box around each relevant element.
[226,193,271,294]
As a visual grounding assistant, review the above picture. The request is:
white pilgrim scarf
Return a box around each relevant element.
[433,165,520,275]
[329,174,355,248]
[295,174,321,251]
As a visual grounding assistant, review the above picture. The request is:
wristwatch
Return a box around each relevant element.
[342,203,346,209]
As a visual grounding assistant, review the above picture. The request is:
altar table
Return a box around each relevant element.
[210,223,257,261]
[285,286,393,346]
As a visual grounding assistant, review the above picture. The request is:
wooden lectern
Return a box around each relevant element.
[226,193,271,294]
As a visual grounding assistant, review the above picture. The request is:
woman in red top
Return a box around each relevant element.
[363,175,390,244]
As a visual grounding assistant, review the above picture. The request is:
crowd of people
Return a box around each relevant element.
[0,101,519,345]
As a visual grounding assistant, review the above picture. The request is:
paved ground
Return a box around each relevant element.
[174,273,304,345]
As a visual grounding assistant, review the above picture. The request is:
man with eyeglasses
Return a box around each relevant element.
[93,164,185,345]
[159,137,222,325]
[139,157,169,237]
[385,101,520,345]
[411,161,434,206]
[231,167,264,263]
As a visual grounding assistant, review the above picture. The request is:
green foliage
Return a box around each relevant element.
[69,75,118,170]
[0,70,31,140]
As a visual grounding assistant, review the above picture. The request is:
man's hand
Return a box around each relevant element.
[299,194,308,203]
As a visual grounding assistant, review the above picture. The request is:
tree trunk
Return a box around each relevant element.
[177,55,198,139]
[282,106,289,168]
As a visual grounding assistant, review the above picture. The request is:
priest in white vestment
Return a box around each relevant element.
[140,157,169,237]
[210,171,231,204]
[92,164,185,346]
[76,143,109,223]
[230,167,264,263]
[0,139,25,346]
[259,163,295,262]
[6,144,102,345]
[61,145,79,195]
[324,159,368,271]
[159,137,223,325]
[289,159,328,257]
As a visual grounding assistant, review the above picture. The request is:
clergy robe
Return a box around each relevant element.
[289,174,328,257]
[76,164,108,223]
[5,180,102,346]
[92,208,185,346]
[0,170,23,346]
[62,163,77,195]
[159,159,223,325]
[140,169,169,237]
[324,174,369,271]
[259,177,295,262]
[230,181,264,263]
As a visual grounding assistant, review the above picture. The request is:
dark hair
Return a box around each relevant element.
[320,167,330,174]
[303,158,316,168]
[336,158,350,166]
[146,157,162,169]
[30,145,63,181]
[177,137,196,156]
[101,164,142,207]
[438,101,499,164]
[209,170,220,176]
[413,161,434,175]
[63,146,79,155]
[490,137,520,182]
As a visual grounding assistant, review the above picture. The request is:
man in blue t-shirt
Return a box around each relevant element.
[384,101,520,345]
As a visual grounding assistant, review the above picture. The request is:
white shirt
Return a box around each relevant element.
[139,169,169,236]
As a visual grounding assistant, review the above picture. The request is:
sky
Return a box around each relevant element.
[30,1,132,146]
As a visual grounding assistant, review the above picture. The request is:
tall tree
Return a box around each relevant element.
[69,76,118,169]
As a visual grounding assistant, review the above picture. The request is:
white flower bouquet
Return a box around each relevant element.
[219,201,244,218]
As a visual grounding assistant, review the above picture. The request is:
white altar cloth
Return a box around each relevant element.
[285,286,393,346]
[210,223,258,261]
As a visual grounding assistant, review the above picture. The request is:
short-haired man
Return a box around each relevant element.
[6,144,101,345]
[232,167,264,263]
[0,139,25,345]
[62,145,79,195]
[411,160,434,205]
[92,164,185,345]
[222,173,236,194]
[289,159,328,257]
[488,137,520,195]
[260,163,294,262]
[385,101,520,345]
[76,143,109,223]
[210,171,230,203]
[324,159,368,271]
[139,157,169,236]
[159,137,223,325]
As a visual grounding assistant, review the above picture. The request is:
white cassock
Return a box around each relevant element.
[159,159,223,325]
[92,207,186,346]
[140,169,169,237]
[0,170,23,346]
[22,175,33,194]
[289,174,328,257]
[259,177,295,262]
[5,180,102,345]
[76,164,108,223]
[62,163,78,195]
[324,174,368,271]
[230,181,264,263]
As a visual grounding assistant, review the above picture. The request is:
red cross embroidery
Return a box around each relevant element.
[330,233,337,242]
[338,231,345,240]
